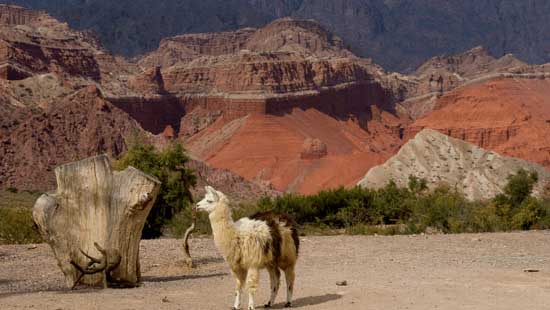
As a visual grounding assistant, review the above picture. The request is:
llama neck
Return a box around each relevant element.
[209,201,237,257]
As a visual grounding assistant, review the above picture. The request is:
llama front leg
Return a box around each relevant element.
[232,269,247,310]
[246,268,260,310]
[283,267,295,307]
[265,267,280,308]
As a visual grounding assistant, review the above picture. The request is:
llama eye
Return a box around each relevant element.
[207,200,213,203]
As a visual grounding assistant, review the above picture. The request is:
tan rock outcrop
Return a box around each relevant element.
[359,129,550,201]
[300,138,328,160]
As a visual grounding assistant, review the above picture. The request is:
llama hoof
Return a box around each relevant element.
[284,302,292,308]
[247,307,255,310]
[231,308,240,310]
[264,302,272,308]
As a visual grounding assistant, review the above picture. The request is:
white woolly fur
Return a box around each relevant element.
[197,186,298,310]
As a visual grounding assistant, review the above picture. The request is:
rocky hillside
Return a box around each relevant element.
[0,6,274,199]
[7,0,550,72]
[407,78,550,168]
[1,5,549,196]
[358,129,550,201]
[395,46,548,120]
[138,18,353,69]
[123,18,408,193]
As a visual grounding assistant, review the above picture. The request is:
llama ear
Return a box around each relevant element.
[215,189,225,199]
[210,189,219,200]
[205,186,219,200]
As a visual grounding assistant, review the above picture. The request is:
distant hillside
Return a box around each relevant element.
[4,0,550,72]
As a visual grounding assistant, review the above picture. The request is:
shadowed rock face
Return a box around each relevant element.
[359,129,550,201]
[0,87,142,190]
[0,5,105,81]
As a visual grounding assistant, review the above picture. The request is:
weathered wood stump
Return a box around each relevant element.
[33,155,161,288]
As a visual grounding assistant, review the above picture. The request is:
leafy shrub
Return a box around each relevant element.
[511,197,547,230]
[254,170,550,236]
[114,141,197,239]
[502,169,538,207]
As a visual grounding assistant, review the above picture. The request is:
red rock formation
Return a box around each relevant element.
[138,28,256,68]
[0,6,103,81]
[161,53,371,94]
[244,18,352,58]
[0,87,143,190]
[107,96,186,134]
[186,106,404,194]
[407,78,550,167]
[7,8,549,197]
[138,18,352,68]
[395,46,539,120]
[0,4,133,87]
[0,5,43,26]
[161,125,176,139]
[126,18,408,193]
[128,66,166,94]
[300,138,328,160]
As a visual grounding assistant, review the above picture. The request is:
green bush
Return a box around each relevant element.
[502,169,538,207]
[114,141,197,239]
[511,197,547,230]
[253,170,550,236]
[0,208,42,244]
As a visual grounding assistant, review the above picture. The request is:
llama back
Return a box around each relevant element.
[249,211,300,266]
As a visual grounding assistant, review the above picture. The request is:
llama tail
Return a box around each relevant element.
[288,221,300,256]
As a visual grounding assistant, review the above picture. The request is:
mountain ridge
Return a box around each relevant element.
[4,0,550,72]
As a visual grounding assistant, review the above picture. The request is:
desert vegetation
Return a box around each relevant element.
[113,140,197,239]
[2,156,548,245]
[0,189,43,244]
[254,171,550,235]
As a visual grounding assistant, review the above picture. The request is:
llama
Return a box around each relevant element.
[196,186,300,310]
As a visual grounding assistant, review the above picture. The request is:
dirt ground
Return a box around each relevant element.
[1,231,550,310]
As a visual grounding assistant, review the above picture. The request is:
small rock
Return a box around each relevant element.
[162,296,169,303]
[27,245,38,250]
[336,280,348,286]
[523,269,540,273]
[151,264,160,268]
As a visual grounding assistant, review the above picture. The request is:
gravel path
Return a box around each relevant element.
[1,231,550,309]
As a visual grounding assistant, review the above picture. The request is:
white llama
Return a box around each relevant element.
[196,186,300,310]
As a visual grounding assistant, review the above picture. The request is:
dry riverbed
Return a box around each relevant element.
[1,232,550,309]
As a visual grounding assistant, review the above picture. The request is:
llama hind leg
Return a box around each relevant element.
[232,269,247,310]
[245,268,259,310]
[283,266,295,307]
[265,266,281,308]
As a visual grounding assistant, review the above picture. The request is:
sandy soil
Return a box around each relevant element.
[1,231,550,309]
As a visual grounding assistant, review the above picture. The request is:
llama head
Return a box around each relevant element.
[196,186,227,213]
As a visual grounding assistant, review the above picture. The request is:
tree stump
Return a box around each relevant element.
[33,155,161,288]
